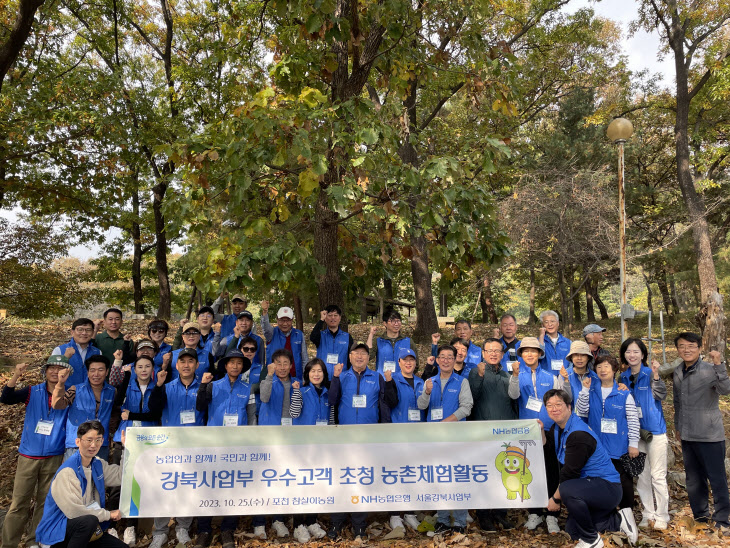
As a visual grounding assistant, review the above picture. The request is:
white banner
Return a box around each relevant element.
[119,420,547,517]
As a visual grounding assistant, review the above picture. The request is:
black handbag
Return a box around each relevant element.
[620,451,647,477]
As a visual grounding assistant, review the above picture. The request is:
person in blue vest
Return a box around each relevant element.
[424,338,474,379]
[429,319,483,367]
[538,310,572,377]
[416,344,472,534]
[562,341,599,405]
[575,355,640,540]
[1,357,71,548]
[146,348,202,547]
[289,358,332,543]
[51,318,102,388]
[219,293,249,338]
[382,348,424,533]
[193,349,255,548]
[618,338,669,531]
[260,301,307,382]
[310,305,354,378]
[171,306,217,353]
[147,319,172,368]
[541,389,637,548]
[108,339,163,387]
[35,420,126,548]
[507,336,565,534]
[497,314,523,371]
[53,355,116,462]
[169,322,214,382]
[327,342,389,539]
[366,307,418,377]
[212,311,264,365]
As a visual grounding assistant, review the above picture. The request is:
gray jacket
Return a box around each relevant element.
[673,359,730,442]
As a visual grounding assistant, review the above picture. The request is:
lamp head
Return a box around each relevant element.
[607,118,634,143]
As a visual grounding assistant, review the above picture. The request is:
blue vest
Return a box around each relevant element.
[565,366,599,410]
[57,340,101,388]
[36,451,108,545]
[153,343,172,368]
[517,366,555,429]
[427,373,464,422]
[554,414,620,482]
[266,328,305,381]
[376,337,412,376]
[539,333,572,377]
[113,380,155,442]
[620,366,666,434]
[161,378,204,426]
[18,383,69,457]
[170,348,210,382]
[586,383,630,459]
[221,332,264,365]
[390,373,425,423]
[500,338,525,370]
[65,382,115,449]
[337,368,381,424]
[220,314,238,339]
[466,341,482,367]
[315,329,350,378]
[207,377,251,426]
[259,376,293,426]
[294,385,330,425]
[199,331,215,355]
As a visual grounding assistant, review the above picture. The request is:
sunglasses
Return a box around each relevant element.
[241,346,257,352]
[149,328,167,334]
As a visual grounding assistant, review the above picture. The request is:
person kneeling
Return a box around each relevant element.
[36,420,125,548]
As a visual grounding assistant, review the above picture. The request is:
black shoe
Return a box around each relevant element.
[327,526,342,540]
[493,514,515,530]
[193,531,211,548]
[220,530,235,548]
[433,523,451,535]
[695,516,710,524]
[478,517,496,533]
[353,527,367,539]
[451,526,466,534]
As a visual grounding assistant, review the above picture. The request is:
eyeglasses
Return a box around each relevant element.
[198,313,213,319]
[438,356,455,361]
[183,332,200,336]
[241,347,257,352]
[149,328,167,334]
[545,403,565,410]
[80,436,104,445]
[387,319,402,324]
[74,328,94,333]
[483,349,502,354]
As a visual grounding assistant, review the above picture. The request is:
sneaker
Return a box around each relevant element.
[353,527,367,539]
[653,519,668,530]
[220,530,235,548]
[524,514,543,530]
[575,536,604,548]
[308,523,327,539]
[176,527,191,544]
[326,525,342,540]
[108,529,119,539]
[478,516,496,533]
[253,525,267,539]
[123,526,137,546]
[546,515,560,534]
[619,508,638,545]
[390,516,404,530]
[193,532,211,548]
[149,534,168,548]
[493,514,515,530]
[293,525,311,543]
[404,514,420,530]
[273,520,289,538]
[433,523,451,535]
[451,526,466,534]
[466,513,474,524]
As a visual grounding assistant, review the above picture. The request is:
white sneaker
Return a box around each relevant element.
[273,520,289,538]
[390,516,404,530]
[619,508,638,545]
[653,519,668,530]
[524,514,543,530]
[293,525,311,543]
[307,523,327,539]
[404,514,421,530]
[466,513,474,523]
[253,526,267,539]
[149,534,168,548]
[123,526,137,546]
[575,536,604,548]
[175,527,191,544]
[546,515,560,534]
[108,528,119,539]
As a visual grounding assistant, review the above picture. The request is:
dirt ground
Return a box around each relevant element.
[0,317,728,547]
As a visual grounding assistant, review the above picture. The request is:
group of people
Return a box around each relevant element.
[1,299,729,548]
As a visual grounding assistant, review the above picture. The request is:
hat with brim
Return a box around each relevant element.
[218,349,251,373]
[350,341,370,353]
[177,348,199,362]
[231,294,247,303]
[516,337,545,358]
[182,322,201,334]
[44,355,70,368]
[582,324,607,337]
[398,347,417,361]
[566,340,593,362]
[237,311,253,320]
[277,307,294,320]
[136,339,157,353]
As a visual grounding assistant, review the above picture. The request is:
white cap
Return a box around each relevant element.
[277,307,294,319]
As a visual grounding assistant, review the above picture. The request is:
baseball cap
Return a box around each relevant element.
[182,322,201,334]
[350,341,369,353]
[45,355,70,367]
[136,339,157,352]
[277,307,294,319]
[398,348,417,361]
[178,348,199,361]
[582,324,607,337]
[231,294,247,303]
[237,311,254,320]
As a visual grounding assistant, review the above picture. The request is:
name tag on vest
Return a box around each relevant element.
[352,395,367,408]
[35,420,54,436]
[601,418,618,434]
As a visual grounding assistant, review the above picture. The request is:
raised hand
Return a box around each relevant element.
[426,356,436,366]
[320,310,327,321]
[424,378,433,395]
[156,369,168,386]
[539,327,546,339]
[63,347,76,359]
[267,363,276,377]
[14,362,29,376]
[384,369,392,382]
[233,325,242,337]
[477,362,486,377]
[201,372,214,384]
[582,376,592,389]
[93,319,104,332]
[333,363,343,378]
[260,300,269,314]
[431,333,441,345]
[511,361,520,377]
[123,364,132,373]
[292,381,300,390]
[369,326,379,336]
[709,350,723,365]
[179,319,188,328]
[121,410,130,421]
[560,366,569,380]
[492,327,501,338]
[162,353,172,369]
[113,349,124,361]
[212,323,221,334]
[57,367,71,385]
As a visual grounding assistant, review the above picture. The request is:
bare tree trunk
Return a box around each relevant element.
[131,186,144,314]
[593,280,609,320]
[383,275,394,301]
[185,284,197,320]
[570,265,581,324]
[313,182,345,317]
[657,267,673,316]
[643,273,653,315]
[480,273,498,324]
[153,182,171,318]
[669,274,681,314]
[558,269,569,325]
[585,272,596,322]
[410,234,439,341]
[528,267,538,325]
[292,294,304,332]
[439,292,447,317]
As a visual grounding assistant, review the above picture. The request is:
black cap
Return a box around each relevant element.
[178,348,199,362]
[237,311,254,320]
[218,349,251,373]
[349,341,369,353]
[197,306,215,317]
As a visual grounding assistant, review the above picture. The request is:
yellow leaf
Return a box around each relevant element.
[298,168,320,198]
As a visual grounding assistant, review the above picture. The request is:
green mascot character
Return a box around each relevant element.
[495,443,533,501]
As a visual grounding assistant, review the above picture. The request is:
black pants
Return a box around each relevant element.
[197,516,239,533]
[611,458,635,509]
[682,440,730,525]
[51,515,127,548]
[529,444,560,517]
[293,514,318,527]
[331,512,367,532]
[561,478,621,542]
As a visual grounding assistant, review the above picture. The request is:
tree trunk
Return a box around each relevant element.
[585,273,596,322]
[439,292,447,317]
[643,273,653,315]
[313,182,345,319]
[131,186,144,314]
[481,273,498,324]
[292,293,304,332]
[410,233,439,341]
[384,275,393,301]
[528,267,538,325]
[558,268,569,325]
[657,267,673,316]
[570,266,581,324]
[153,181,171,318]
[669,274,680,314]
[593,281,609,320]
[0,0,46,93]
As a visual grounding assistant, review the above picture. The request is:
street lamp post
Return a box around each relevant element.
[607,118,634,342]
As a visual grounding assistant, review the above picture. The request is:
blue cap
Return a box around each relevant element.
[398,347,416,361]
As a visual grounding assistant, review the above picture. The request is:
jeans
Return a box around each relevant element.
[682,440,730,525]
[437,510,468,528]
